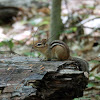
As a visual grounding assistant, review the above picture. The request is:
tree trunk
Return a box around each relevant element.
[50,0,63,41]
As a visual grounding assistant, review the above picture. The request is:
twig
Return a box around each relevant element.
[65,25,100,30]
[0,51,21,56]
[76,16,100,27]
[90,64,100,72]
[65,25,100,38]
[83,26,100,29]
[88,27,99,35]
[85,87,100,91]
[88,56,100,61]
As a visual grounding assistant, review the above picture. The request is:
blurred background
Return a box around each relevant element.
[0,0,100,99]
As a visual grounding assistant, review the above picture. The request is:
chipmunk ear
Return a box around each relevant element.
[42,39,47,45]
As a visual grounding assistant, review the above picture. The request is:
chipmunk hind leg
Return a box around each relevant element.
[53,45,68,61]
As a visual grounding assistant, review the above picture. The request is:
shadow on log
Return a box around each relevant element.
[0,55,89,100]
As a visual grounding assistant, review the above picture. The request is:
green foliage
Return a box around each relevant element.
[24,52,35,57]
[39,20,49,26]
[87,6,95,10]
[24,52,41,57]
[89,73,94,77]
[64,27,77,34]
[87,82,95,88]
[74,97,91,100]
[80,5,95,10]
[95,76,100,80]
[0,39,14,51]
[64,29,73,34]
[89,60,100,64]
[39,30,47,35]
[28,20,37,26]
[71,27,77,32]
[8,40,14,51]
[28,16,49,27]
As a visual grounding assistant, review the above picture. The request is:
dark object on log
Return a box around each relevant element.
[0,55,89,100]
[0,0,49,24]
[0,7,21,24]
[0,0,34,23]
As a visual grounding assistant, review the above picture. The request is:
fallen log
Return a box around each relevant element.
[0,0,49,24]
[0,55,89,100]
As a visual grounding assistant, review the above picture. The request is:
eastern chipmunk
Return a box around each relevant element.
[33,39,70,61]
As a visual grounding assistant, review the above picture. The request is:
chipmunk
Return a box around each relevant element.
[32,39,70,61]
[32,39,89,74]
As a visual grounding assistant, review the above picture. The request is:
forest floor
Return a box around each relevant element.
[0,0,100,100]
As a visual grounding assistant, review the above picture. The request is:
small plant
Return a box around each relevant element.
[0,39,14,52]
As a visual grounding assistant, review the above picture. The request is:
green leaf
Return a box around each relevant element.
[0,40,14,51]
[80,5,85,9]
[87,6,95,10]
[87,82,95,88]
[95,76,100,80]
[64,29,73,34]
[89,73,94,77]
[89,60,100,64]
[0,42,5,46]
[74,97,91,100]
[8,40,14,51]
[71,27,77,32]
[39,21,49,26]
[24,52,38,57]
[0,41,8,46]
[64,27,77,34]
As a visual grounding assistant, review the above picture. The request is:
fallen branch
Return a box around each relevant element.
[76,16,100,27]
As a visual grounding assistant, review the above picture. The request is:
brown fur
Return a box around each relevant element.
[33,39,70,61]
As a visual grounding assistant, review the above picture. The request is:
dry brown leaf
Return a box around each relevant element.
[37,7,50,15]
[7,67,12,70]
[40,65,43,67]
[40,67,45,70]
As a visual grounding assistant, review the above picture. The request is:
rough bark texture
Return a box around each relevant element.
[0,54,89,100]
[50,0,64,41]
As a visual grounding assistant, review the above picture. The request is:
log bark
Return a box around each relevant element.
[0,54,89,100]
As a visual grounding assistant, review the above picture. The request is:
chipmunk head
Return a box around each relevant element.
[33,39,48,53]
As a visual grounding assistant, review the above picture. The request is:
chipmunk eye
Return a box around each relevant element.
[36,43,42,46]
